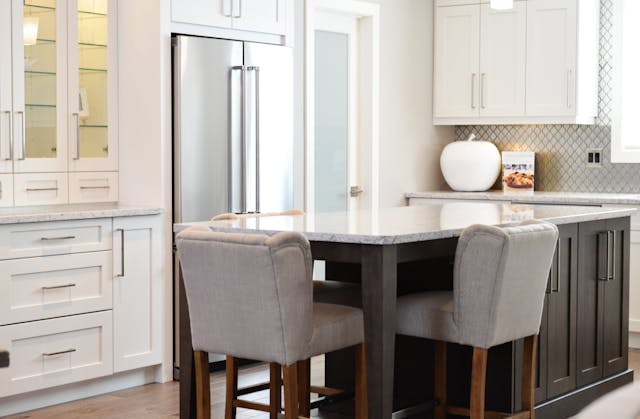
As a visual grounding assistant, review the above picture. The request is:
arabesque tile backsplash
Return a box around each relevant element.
[455,0,640,193]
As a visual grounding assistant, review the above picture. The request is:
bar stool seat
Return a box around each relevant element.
[396,291,456,343]
[311,303,364,357]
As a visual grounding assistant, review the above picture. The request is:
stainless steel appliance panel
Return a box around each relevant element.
[173,36,243,223]
[244,43,294,213]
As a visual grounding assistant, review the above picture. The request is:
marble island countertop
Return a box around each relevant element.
[406,191,640,206]
[174,202,637,245]
[0,204,164,224]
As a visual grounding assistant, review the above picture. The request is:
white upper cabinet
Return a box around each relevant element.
[433,0,600,125]
[479,2,526,116]
[434,4,480,118]
[172,0,289,37]
[0,0,13,174]
[526,0,577,116]
[171,0,232,28]
[67,0,118,172]
[231,0,286,35]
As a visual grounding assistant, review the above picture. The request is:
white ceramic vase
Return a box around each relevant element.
[440,137,501,192]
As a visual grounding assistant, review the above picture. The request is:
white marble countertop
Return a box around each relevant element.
[0,204,164,224]
[406,191,640,206]
[174,203,637,245]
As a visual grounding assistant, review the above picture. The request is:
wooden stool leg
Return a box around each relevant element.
[194,351,211,419]
[297,359,311,417]
[470,347,488,419]
[225,356,238,419]
[434,341,447,419]
[270,363,282,418]
[522,336,538,419]
[283,363,300,419]
[354,343,368,419]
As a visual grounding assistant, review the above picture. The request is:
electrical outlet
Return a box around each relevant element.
[586,149,603,167]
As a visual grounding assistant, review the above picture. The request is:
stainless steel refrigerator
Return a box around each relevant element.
[172,35,294,374]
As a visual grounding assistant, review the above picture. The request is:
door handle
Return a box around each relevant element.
[73,112,80,160]
[16,111,25,160]
[481,73,487,110]
[222,0,232,17]
[608,230,616,281]
[115,228,125,278]
[248,66,261,213]
[1,110,12,161]
[567,69,573,109]
[471,73,476,109]
[552,239,561,293]
[232,0,241,18]
[350,186,364,197]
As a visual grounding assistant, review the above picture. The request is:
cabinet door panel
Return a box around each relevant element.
[434,5,480,118]
[14,0,68,173]
[546,224,577,398]
[0,0,12,173]
[577,219,606,386]
[171,0,232,28]
[113,216,162,372]
[534,293,549,404]
[526,0,577,116]
[602,218,629,377]
[479,3,526,116]
[231,0,286,35]
[0,174,12,207]
[68,0,118,172]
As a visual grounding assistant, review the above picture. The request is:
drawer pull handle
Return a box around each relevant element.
[43,348,77,357]
[26,187,58,192]
[42,283,76,291]
[41,236,76,241]
[80,185,110,190]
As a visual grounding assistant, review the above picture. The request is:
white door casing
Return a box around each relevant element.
[305,0,380,213]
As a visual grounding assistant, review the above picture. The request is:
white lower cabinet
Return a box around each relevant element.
[0,311,113,398]
[113,215,162,372]
[0,174,13,207]
[0,214,163,401]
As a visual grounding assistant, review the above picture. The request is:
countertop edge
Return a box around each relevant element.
[406,191,640,206]
[0,206,164,225]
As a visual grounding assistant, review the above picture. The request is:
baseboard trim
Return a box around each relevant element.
[535,370,634,419]
[0,366,160,417]
[630,331,640,349]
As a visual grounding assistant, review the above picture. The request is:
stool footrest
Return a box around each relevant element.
[233,399,271,412]
[237,381,271,396]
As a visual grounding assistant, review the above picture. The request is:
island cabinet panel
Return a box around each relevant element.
[577,218,630,387]
[536,223,578,403]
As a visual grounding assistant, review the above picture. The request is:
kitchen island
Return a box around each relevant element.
[175,203,636,419]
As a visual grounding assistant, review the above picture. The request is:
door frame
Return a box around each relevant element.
[304,0,380,212]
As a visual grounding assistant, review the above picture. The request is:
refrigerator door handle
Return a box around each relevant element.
[231,65,247,213]
[248,66,261,213]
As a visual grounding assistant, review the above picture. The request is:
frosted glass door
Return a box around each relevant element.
[15,0,67,173]
[314,30,348,213]
[68,0,116,171]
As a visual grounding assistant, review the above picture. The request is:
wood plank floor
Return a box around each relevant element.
[6,349,640,419]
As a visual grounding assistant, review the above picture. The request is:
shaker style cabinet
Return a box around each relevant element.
[535,224,578,403]
[433,0,600,125]
[577,218,629,387]
[434,3,525,119]
[171,0,288,36]
[0,0,118,206]
[113,215,163,372]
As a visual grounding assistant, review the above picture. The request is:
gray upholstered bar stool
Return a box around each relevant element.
[396,221,558,419]
[176,227,367,419]
[211,210,362,414]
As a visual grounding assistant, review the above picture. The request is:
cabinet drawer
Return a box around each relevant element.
[0,311,113,398]
[0,251,113,325]
[0,174,13,207]
[0,218,112,260]
[14,173,68,207]
[69,172,118,204]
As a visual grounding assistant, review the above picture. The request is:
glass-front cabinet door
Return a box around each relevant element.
[14,0,67,173]
[0,0,13,174]
[68,0,117,171]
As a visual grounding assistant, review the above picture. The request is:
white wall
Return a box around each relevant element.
[293,0,453,209]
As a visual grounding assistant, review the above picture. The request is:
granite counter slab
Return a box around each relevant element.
[406,191,640,206]
[0,204,164,225]
[174,203,637,245]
